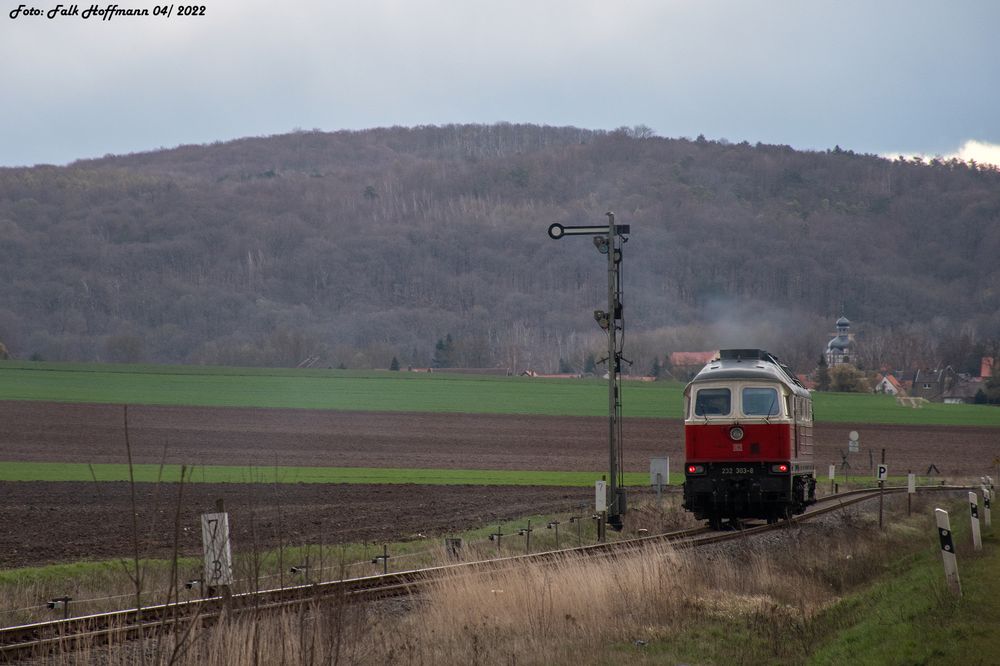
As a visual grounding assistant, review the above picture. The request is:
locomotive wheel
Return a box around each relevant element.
[708,515,723,530]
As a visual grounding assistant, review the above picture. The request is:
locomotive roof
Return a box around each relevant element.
[686,349,810,397]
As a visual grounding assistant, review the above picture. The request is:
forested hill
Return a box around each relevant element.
[1,124,998,375]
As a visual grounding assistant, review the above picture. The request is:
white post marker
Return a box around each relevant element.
[650,457,669,504]
[876,463,888,529]
[907,472,916,515]
[595,480,607,513]
[984,488,992,528]
[970,492,982,551]
[935,508,962,597]
[201,512,234,587]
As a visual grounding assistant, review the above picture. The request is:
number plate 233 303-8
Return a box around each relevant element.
[720,466,755,475]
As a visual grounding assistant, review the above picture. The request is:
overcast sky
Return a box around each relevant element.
[3,0,999,167]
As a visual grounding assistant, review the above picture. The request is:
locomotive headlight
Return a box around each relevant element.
[686,464,705,475]
[729,426,745,441]
[770,463,790,474]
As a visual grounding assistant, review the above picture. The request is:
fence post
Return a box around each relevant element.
[489,524,504,556]
[518,520,533,555]
[568,515,583,547]
[970,492,982,551]
[371,545,390,575]
[444,537,463,561]
[546,521,561,549]
[935,508,962,597]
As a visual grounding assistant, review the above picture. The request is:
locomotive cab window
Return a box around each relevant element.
[694,388,731,416]
[741,387,781,416]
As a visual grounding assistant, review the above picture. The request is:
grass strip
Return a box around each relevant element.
[0,461,925,488]
[808,519,1000,663]
[0,461,663,487]
[3,361,1000,426]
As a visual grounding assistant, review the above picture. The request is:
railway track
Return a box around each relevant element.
[0,484,970,662]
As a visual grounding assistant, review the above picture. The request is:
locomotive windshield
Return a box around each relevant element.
[742,387,781,416]
[694,388,731,416]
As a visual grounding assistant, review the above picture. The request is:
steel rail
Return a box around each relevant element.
[0,484,971,662]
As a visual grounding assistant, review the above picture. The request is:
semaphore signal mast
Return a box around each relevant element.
[548,212,630,531]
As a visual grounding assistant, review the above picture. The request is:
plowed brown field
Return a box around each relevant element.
[0,481,589,568]
[1,400,998,567]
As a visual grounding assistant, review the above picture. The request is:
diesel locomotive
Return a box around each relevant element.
[682,349,816,528]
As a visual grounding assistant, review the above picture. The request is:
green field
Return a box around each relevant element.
[2,361,1000,426]
[0,461,925,488]
[0,461,658,487]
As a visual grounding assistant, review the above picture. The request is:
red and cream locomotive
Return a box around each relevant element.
[682,349,816,528]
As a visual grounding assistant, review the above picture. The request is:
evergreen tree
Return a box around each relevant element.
[389,356,400,371]
[985,372,1000,405]
[583,353,597,375]
[432,334,455,368]
[649,356,661,378]
[558,357,575,374]
[661,354,674,379]
[816,355,830,391]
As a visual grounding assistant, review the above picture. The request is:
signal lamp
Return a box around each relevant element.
[686,464,705,475]
[771,463,790,473]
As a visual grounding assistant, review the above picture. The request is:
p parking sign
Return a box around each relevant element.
[877,464,888,481]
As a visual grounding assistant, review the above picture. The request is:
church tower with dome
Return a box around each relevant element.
[825,316,855,366]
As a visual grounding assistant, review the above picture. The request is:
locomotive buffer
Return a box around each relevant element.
[548,213,630,530]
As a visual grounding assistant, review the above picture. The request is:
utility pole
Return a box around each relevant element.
[548,213,630,530]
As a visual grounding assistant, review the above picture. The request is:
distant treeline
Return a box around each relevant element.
[1,123,998,375]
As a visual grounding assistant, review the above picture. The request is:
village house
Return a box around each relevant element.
[668,351,718,381]
[874,373,905,396]
[911,367,981,404]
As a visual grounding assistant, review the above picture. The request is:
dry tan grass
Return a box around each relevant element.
[2,493,698,627]
[22,495,943,665]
